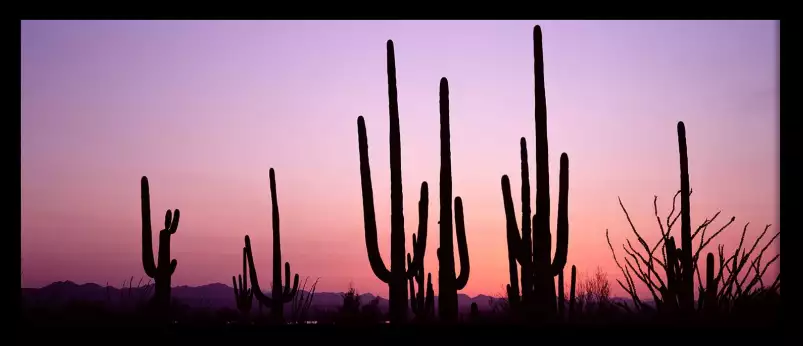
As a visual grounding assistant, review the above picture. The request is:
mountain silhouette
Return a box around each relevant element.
[21,281,641,314]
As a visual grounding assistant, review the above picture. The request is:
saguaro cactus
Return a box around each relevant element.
[569,265,577,319]
[233,246,253,316]
[140,176,180,314]
[558,268,565,318]
[676,121,696,314]
[437,77,471,323]
[703,252,718,316]
[407,240,434,321]
[501,25,570,320]
[244,168,300,324]
[357,40,429,324]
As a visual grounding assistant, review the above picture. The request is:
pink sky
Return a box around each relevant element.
[21,20,779,298]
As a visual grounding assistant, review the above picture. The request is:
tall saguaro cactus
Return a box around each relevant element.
[437,77,471,323]
[676,121,695,314]
[244,168,300,324]
[140,176,180,314]
[357,40,429,324]
[501,25,570,320]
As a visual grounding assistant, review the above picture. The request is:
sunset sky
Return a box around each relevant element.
[21,20,779,298]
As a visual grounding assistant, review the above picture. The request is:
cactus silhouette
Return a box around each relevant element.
[356,39,429,324]
[407,247,434,321]
[703,252,718,316]
[558,268,565,318]
[233,246,253,317]
[437,77,471,323]
[676,121,695,314]
[659,122,700,317]
[569,265,577,319]
[140,176,180,316]
[501,25,570,320]
[470,302,479,322]
[244,168,300,324]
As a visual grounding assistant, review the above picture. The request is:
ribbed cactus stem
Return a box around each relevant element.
[140,176,180,316]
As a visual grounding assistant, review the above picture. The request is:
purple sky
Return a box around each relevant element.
[21,20,779,297]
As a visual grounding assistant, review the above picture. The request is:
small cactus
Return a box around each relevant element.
[569,265,576,319]
[357,39,429,324]
[140,176,180,316]
[558,268,565,318]
[233,246,253,317]
[469,302,479,322]
[407,243,434,321]
[244,168,300,324]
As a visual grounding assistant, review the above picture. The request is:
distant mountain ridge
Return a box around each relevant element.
[21,281,640,313]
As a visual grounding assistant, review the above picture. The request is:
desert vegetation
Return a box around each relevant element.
[20,25,780,329]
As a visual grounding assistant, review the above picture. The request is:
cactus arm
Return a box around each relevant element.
[170,259,177,274]
[244,235,274,306]
[283,262,292,296]
[454,197,470,290]
[407,253,418,313]
[233,276,239,303]
[501,175,522,301]
[140,177,157,278]
[242,247,248,290]
[282,270,299,303]
[550,153,569,275]
[407,182,429,277]
[168,209,180,234]
[281,262,300,302]
[357,116,392,283]
[569,265,576,316]
[501,176,523,258]
[519,137,533,268]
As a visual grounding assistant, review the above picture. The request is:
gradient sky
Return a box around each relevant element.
[21,20,779,298]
